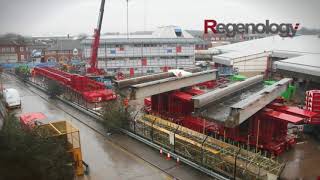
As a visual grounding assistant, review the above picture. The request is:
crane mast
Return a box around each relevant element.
[87,0,106,75]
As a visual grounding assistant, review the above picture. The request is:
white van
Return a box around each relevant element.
[3,88,21,108]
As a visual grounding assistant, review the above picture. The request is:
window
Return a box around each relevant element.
[134,44,142,47]
[11,47,15,52]
[174,28,183,37]
[20,47,24,52]
[147,69,154,73]
[106,45,116,48]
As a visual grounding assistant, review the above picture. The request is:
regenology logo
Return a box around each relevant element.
[204,19,300,37]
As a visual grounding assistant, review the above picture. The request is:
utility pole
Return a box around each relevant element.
[143,0,147,32]
[126,0,129,39]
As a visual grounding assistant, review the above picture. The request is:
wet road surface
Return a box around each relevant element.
[2,74,213,180]
[280,134,320,179]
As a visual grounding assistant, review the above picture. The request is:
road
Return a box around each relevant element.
[280,134,320,179]
[2,73,213,180]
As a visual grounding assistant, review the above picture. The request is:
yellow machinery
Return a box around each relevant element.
[36,121,85,176]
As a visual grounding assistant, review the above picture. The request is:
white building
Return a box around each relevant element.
[82,26,198,76]
[205,35,320,80]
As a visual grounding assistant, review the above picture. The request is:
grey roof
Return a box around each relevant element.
[81,26,199,45]
[211,35,320,56]
[48,39,81,51]
[82,38,199,45]
[213,51,271,66]
[208,35,320,77]
[274,54,320,77]
[210,35,320,64]
[0,37,30,46]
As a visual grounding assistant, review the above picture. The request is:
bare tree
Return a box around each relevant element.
[47,80,64,98]
[102,98,131,132]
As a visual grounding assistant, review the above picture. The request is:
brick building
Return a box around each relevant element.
[44,39,82,62]
[0,39,29,63]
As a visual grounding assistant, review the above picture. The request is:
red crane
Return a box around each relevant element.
[87,0,106,75]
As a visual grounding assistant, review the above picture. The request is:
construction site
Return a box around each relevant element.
[0,0,320,180]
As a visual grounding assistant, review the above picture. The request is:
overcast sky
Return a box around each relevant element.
[0,0,319,36]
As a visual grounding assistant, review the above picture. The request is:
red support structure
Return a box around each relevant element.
[196,80,217,89]
[183,88,204,96]
[144,89,317,156]
[33,67,116,103]
[305,90,320,124]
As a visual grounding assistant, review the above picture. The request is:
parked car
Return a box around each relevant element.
[3,88,21,109]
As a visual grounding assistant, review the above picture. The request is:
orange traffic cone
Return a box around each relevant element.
[166,153,171,160]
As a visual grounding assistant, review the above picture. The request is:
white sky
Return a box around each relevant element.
[0,0,319,36]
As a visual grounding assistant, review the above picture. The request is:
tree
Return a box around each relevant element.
[47,80,64,98]
[102,98,131,132]
[0,113,74,180]
[15,65,31,81]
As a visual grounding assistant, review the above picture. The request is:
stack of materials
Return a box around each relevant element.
[306,90,320,124]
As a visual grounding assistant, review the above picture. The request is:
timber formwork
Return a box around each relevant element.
[132,114,284,179]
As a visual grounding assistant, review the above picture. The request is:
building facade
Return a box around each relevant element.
[0,42,29,63]
[44,39,82,62]
[82,26,198,76]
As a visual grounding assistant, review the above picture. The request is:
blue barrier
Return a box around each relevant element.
[0,63,18,69]
[34,62,58,67]
[217,67,235,76]
[0,62,58,69]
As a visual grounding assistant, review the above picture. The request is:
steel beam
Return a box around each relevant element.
[115,72,174,89]
[115,67,202,89]
[130,70,217,100]
[193,75,263,108]
[225,78,292,127]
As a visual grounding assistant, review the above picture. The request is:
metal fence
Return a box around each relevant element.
[130,114,284,180]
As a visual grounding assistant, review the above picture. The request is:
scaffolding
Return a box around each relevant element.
[36,121,85,176]
[131,114,284,179]
[82,38,196,75]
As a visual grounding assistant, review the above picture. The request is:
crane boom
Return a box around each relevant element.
[87,0,106,75]
[97,0,105,35]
